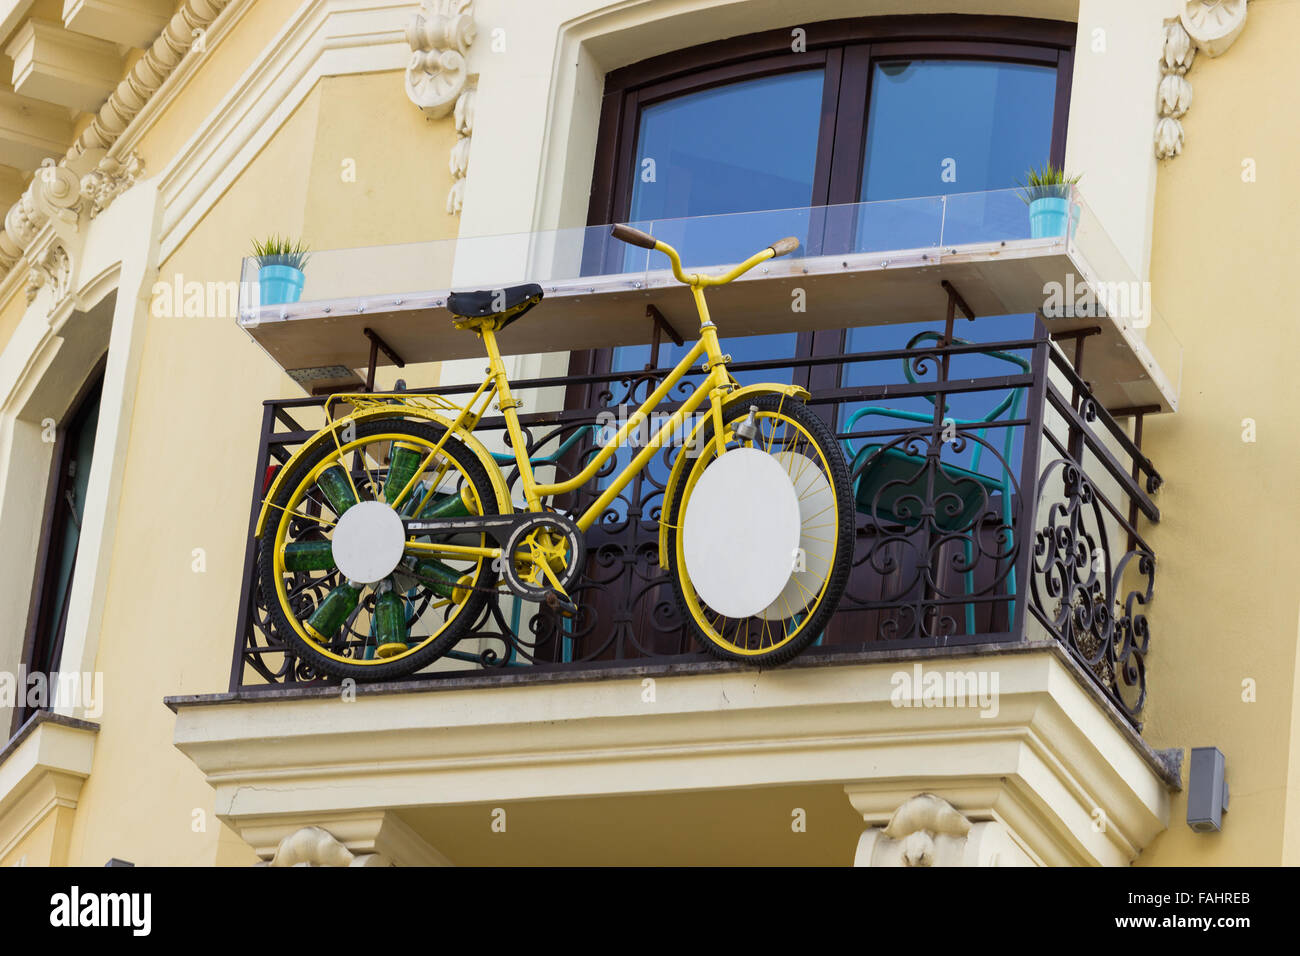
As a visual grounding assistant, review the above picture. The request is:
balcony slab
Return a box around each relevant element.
[170,643,1177,866]
[241,237,1178,413]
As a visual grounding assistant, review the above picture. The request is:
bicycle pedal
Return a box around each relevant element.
[544,591,579,619]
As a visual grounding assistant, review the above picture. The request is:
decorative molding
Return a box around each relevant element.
[80,153,146,219]
[109,0,257,161]
[1181,0,1249,56]
[2,165,82,264]
[447,82,475,214]
[405,0,476,214]
[0,0,232,283]
[0,152,144,310]
[241,811,450,866]
[25,243,72,305]
[74,0,231,158]
[1156,1,1251,160]
[405,0,475,116]
[263,825,390,867]
[850,793,1034,867]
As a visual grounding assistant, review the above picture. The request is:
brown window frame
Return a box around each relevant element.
[13,358,106,734]
[588,14,1074,225]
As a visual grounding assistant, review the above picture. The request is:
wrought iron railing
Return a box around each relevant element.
[229,319,1161,724]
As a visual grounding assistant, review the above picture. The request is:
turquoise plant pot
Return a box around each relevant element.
[258,264,305,306]
[1028,197,1079,239]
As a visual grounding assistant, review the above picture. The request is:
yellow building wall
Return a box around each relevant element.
[135,0,307,175]
[0,805,75,867]
[1,0,1289,867]
[61,60,462,864]
[1138,0,1300,866]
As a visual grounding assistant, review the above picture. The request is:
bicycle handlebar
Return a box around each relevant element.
[610,225,800,287]
[610,224,657,249]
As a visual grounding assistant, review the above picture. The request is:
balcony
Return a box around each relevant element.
[168,190,1180,866]
[227,318,1160,724]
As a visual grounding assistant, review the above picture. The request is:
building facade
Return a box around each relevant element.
[0,0,1295,866]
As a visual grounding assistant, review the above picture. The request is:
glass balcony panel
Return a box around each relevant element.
[236,186,1181,418]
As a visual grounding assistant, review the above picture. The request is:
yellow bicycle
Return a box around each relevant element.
[256,225,854,679]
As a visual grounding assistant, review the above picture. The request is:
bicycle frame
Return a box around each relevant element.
[358,234,795,547]
[492,293,730,532]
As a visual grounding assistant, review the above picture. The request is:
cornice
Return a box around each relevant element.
[0,0,238,295]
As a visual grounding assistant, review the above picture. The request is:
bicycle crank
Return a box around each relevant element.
[404,510,584,605]
[499,511,584,604]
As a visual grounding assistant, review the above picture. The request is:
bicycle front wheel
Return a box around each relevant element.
[665,394,853,665]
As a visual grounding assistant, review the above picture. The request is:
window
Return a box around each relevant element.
[610,68,822,386]
[16,365,104,728]
[579,15,1073,383]
[842,52,1061,430]
[859,58,1059,202]
[630,70,825,222]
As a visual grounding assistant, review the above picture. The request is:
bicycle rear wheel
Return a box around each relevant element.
[259,418,500,681]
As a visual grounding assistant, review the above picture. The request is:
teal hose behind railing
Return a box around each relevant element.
[490,424,595,467]
[492,425,592,663]
[844,333,1029,633]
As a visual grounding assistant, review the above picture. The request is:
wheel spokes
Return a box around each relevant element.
[275,429,493,667]
[684,409,841,652]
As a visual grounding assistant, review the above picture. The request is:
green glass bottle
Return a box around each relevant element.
[283,540,334,572]
[373,585,408,656]
[417,488,472,520]
[412,558,463,599]
[316,464,358,517]
[383,441,425,505]
[304,582,360,640]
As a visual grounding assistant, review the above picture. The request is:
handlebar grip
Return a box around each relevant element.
[611,224,658,250]
[769,236,800,258]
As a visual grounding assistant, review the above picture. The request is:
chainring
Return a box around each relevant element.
[500,511,584,602]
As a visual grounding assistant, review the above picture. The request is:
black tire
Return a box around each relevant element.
[665,394,854,665]
[259,418,499,681]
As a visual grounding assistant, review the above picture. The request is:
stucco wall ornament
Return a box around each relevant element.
[26,244,72,306]
[262,825,390,867]
[405,1,477,214]
[447,84,475,214]
[1157,1,1251,159]
[405,0,475,116]
[852,793,1033,866]
[860,794,972,867]
[81,153,146,219]
[2,154,146,306]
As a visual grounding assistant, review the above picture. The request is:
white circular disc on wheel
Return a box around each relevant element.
[682,447,801,620]
[760,452,836,621]
[331,500,405,584]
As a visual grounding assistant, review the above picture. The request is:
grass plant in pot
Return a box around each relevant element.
[253,235,311,306]
[1018,164,1081,239]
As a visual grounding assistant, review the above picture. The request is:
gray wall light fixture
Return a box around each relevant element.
[1186,747,1229,833]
